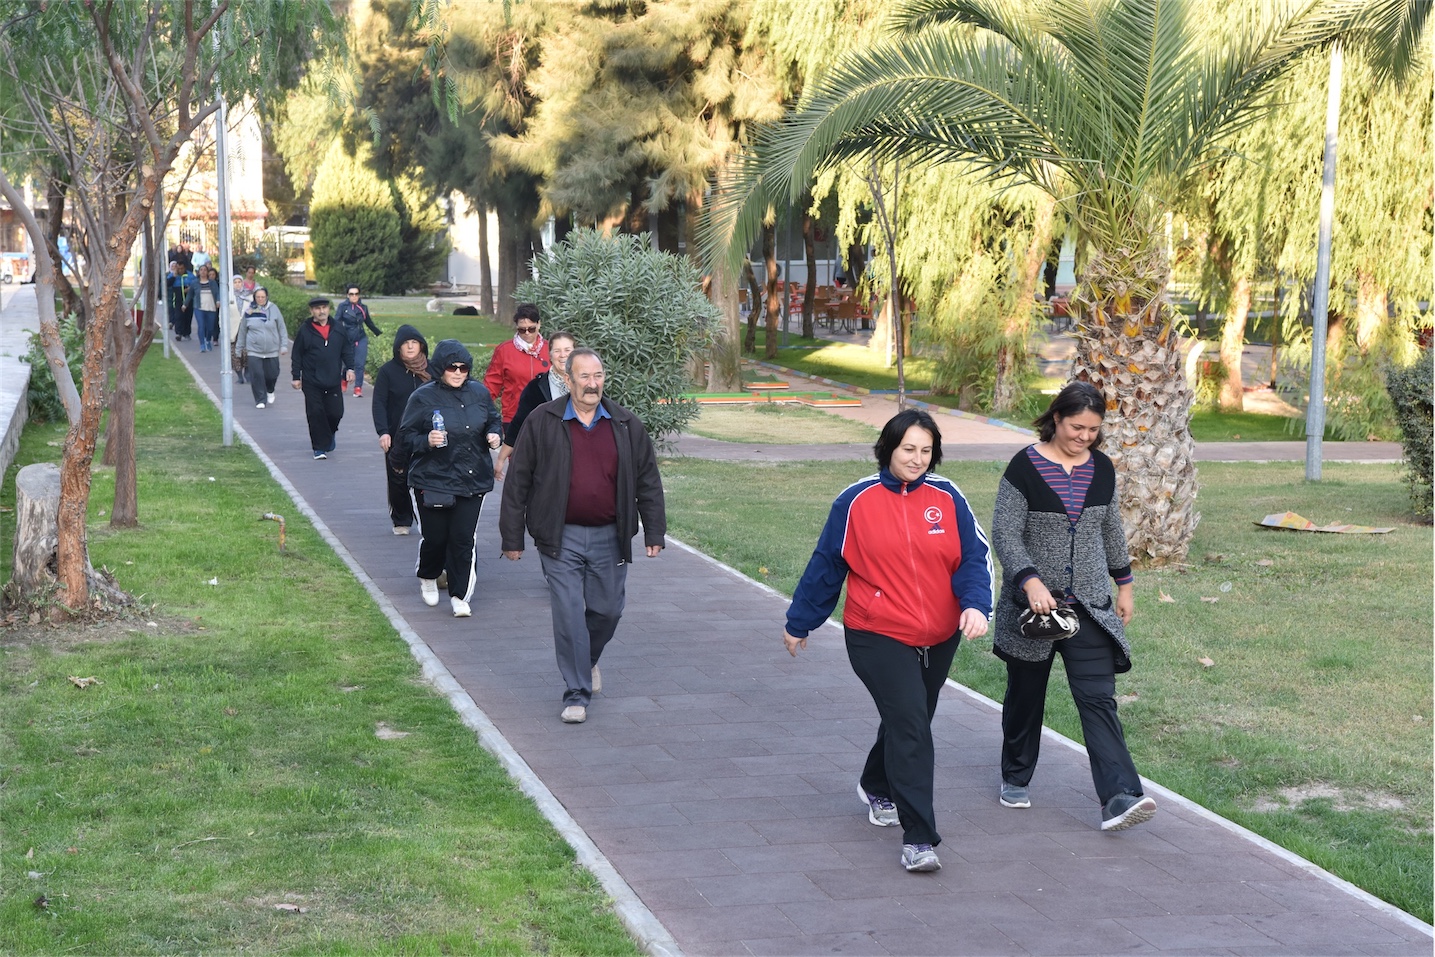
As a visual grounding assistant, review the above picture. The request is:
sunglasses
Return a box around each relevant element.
[516,325,539,333]
[446,363,471,373]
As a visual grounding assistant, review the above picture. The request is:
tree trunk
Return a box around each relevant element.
[110,292,156,527]
[10,462,128,615]
[706,269,743,391]
[801,209,816,339]
[994,193,1055,414]
[496,205,522,320]
[477,199,494,316]
[761,223,780,359]
[46,172,85,325]
[1354,269,1387,353]
[1217,273,1252,411]
[1070,243,1199,565]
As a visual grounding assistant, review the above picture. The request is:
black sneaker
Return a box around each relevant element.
[1101,793,1157,831]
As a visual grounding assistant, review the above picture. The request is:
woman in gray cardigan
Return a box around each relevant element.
[990,382,1156,832]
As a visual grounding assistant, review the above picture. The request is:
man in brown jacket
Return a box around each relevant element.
[499,348,666,724]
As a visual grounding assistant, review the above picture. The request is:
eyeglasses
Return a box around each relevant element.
[347,292,360,296]
[516,325,539,333]
[446,363,471,373]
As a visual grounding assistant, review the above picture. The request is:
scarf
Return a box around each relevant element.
[402,349,431,383]
[547,370,570,398]
[514,331,545,357]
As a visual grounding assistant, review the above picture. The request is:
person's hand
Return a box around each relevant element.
[645,544,662,558]
[1116,585,1135,625]
[502,549,523,561]
[487,433,501,449]
[493,445,511,481]
[959,608,989,639]
[291,379,301,390]
[345,369,355,384]
[1023,579,1057,613]
[783,630,807,657]
[428,429,446,448]
[378,434,391,453]
[280,348,287,356]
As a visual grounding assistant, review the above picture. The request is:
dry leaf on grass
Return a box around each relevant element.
[25,848,33,859]
[1158,590,1176,603]
[1200,596,1220,603]
[274,903,308,913]
[1255,559,1274,567]
[1198,657,1215,668]
[67,676,101,689]
[1115,693,1140,705]
[374,722,410,740]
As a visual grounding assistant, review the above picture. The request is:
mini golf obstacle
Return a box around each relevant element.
[686,375,862,409]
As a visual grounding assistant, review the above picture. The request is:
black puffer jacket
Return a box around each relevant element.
[399,340,503,498]
[372,325,429,438]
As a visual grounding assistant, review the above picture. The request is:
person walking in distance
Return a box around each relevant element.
[784,409,993,873]
[499,348,666,725]
[990,381,1155,831]
[235,287,288,408]
[290,297,354,460]
[483,303,549,432]
[372,325,430,535]
[192,264,222,352]
[399,340,502,617]
[335,284,382,397]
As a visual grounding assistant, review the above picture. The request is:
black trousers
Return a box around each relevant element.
[415,492,484,601]
[385,446,415,529]
[845,626,960,847]
[1000,606,1142,805]
[302,382,344,453]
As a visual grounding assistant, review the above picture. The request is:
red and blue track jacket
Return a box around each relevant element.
[786,470,994,647]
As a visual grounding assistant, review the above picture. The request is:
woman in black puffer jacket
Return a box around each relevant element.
[372,325,430,534]
[398,339,503,618]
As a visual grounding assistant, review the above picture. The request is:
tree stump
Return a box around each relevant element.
[8,462,129,613]
[11,462,60,594]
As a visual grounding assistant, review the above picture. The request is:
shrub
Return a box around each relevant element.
[255,283,313,340]
[516,229,718,443]
[1385,347,1433,518]
[23,314,84,423]
[309,141,403,295]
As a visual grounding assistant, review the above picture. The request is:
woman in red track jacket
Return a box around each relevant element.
[784,409,993,874]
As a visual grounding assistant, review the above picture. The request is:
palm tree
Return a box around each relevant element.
[703,0,1425,564]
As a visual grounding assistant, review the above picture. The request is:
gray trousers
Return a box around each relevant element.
[539,523,627,706]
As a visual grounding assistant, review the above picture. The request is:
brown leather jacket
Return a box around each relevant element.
[498,395,666,562]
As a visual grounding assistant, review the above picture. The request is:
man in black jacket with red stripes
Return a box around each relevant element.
[290,297,355,460]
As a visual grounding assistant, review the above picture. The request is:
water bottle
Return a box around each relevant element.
[432,410,447,447]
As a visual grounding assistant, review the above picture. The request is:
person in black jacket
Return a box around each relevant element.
[398,339,503,618]
[290,297,355,460]
[372,325,430,534]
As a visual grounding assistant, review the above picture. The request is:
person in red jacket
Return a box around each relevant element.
[784,409,993,874]
[483,303,550,428]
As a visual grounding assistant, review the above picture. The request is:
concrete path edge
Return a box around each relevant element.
[173,353,685,957]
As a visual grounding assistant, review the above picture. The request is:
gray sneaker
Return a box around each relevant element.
[1101,793,1157,831]
[999,782,1031,808]
[857,783,900,826]
[901,843,941,872]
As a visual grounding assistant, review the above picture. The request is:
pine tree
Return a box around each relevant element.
[309,141,404,294]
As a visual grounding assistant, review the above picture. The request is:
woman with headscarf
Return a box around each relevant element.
[399,339,503,618]
[372,325,430,535]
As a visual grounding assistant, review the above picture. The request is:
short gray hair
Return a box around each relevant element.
[565,347,603,377]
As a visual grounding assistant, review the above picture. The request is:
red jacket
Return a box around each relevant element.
[483,339,550,422]
[787,470,993,646]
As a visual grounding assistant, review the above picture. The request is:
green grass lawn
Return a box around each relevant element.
[686,404,879,444]
[659,455,1434,923]
[0,354,640,955]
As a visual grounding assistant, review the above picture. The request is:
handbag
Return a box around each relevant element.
[1018,593,1080,641]
[422,489,456,509]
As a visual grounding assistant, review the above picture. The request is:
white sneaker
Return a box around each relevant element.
[419,578,439,606]
[392,526,410,536]
[266,392,276,404]
[560,705,587,724]
[451,596,471,617]
[591,664,602,694]
[255,402,265,409]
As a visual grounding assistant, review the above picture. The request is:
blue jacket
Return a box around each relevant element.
[787,470,993,646]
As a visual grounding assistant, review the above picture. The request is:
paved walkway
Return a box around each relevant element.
[2,289,1426,955]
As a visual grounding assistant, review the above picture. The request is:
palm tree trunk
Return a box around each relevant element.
[1071,244,1199,565]
[1354,269,1386,353]
[801,209,816,338]
[1218,273,1251,411]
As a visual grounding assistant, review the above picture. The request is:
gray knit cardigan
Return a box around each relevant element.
[990,447,1134,671]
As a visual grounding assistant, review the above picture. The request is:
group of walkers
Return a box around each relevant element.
[784,382,1156,873]
[214,288,1155,871]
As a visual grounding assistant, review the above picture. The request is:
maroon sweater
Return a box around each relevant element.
[564,417,618,526]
